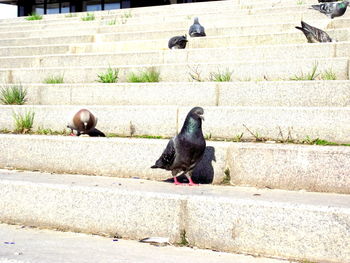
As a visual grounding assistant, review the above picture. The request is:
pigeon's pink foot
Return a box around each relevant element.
[70,133,76,136]
[188,177,199,186]
[174,177,183,185]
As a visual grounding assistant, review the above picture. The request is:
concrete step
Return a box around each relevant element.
[0,135,349,193]
[1,42,349,69]
[0,169,349,262]
[0,18,348,49]
[3,13,350,43]
[0,34,94,48]
[0,223,296,263]
[0,57,347,83]
[0,104,349,142]
[10,81,350,107]
[0,0,321,31]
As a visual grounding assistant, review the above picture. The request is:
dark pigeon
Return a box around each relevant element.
[295,21,334,43]
[168,35,188,49]
[67,109,105,137]
[311,1,349,18]
[151,107,206,186]
[189,17,206,37]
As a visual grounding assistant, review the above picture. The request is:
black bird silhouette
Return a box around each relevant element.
[151,107,206,186]
[168,35,188,49]
[189,17,206,37]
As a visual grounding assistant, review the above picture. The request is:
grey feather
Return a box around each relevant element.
[151,107,206,182]
[311,1,349,18]
[168,35,188,49]
[189,17,206,37]
[295,21,333,43]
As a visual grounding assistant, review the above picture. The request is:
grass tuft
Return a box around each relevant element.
[321,69,337,80]
[44,75,64,84]
[36,127,69,135]
[210,69,233,82]
[127,67,160,83]
[81,13,95,21]
[107,19,117,25]
[25,13,43,21]
[65,13,77,18]
[97,67,119,83]
[13,110,35,133]
[290,63,319,81]
[0,85,27,105]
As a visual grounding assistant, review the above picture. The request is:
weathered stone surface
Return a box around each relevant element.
[0,170,349,262]
[227,143,350,194]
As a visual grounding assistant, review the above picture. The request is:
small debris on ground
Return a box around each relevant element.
[140,237,170,247]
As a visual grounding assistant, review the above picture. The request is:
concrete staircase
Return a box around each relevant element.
[0,0,349,262]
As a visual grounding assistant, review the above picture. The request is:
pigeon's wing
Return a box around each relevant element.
[199,25,206,36]
[87,128,106,137]
[151,138,176,169]
[168,37,177,49]
[301,21,332,42]
[189,24,198,36]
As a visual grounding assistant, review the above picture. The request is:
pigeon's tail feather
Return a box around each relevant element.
[311,4,321,10]
[295,26,306,32]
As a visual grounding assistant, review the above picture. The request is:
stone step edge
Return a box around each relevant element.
[0,169,349,263]
[0,134,349,194]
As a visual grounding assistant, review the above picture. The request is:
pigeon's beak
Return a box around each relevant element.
[199,115,205,121]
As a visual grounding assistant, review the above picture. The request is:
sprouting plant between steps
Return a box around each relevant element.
[81,13,95,21]
[296,0,305,5]
[233,133,244,142]
[127,67,160,83]
[65,13,77,18]
[210,68,233,82]
[97,67,119,83]
[221,168,231,185]
[0,85,27,105]
[107,19,117,25]
[36,127,69,135]
[321,69,337,80]
[120,11,132,24]
[13,110,35,134]
[290,63,320,81]
[178,230,189,247]
[43,75,64,84]
[25,13,43,21]
[188,65,205,82]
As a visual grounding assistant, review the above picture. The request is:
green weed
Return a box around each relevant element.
[127,67,160,83]
[25,13,43,21]
[0,85,27,105]
[13,110,35,133]
[43,75,64,84]
[321,69,337,80]
[290,63,320,81]
[81,13,95,21]
[97,67,119,83]
[210,69,233,82]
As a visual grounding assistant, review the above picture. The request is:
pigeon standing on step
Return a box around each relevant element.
[311,1,349,18]
[295,21,334,43]
[168,35,188,49]
[67,109,105,137]
[189,17,206,37]
[151,107,206,186]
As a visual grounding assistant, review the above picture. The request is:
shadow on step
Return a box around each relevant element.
[164,146,216,184]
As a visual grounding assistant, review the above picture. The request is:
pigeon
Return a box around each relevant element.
[311,1,349,18]
[67,109,102,137]
[151,107,206,186]
[189,17,206,37]
[168,35,188,49]
[295,21,334,43]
